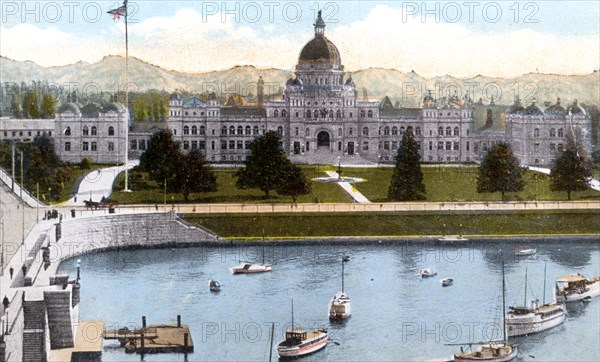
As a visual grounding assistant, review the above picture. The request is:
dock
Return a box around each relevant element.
[103,316,193,354]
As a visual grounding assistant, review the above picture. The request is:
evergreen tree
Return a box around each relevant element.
[236,131,290,197]
[388,131,426,201]
[476,142,524,200]
[40,93,58,118]
[173,149,217,201]
[10,84,22,118]
[139,130,181,188]
[22,91,40,118]
[550,148,592,200]
[277,163,311,203]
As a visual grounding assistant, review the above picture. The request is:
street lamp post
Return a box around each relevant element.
[76,259,81,282]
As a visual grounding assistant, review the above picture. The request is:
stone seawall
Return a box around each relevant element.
[46,211,221,274]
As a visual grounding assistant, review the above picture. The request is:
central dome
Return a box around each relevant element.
[297,10,341,66]
[299,37,341,65]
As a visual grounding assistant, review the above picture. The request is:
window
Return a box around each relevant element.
[466,142,470,151]
[453,127,459,136]
[534,143,539,151]
[362,127,369,136]
[199,141,206,150]
[360,110,366,118]
[229,126,235,135]
[108,142,114,152]
[336,110,342,119]
[211,141,216,150]
[438,127,444,136]
[254,126,259,135]
[446,127,452,136]
[237,126,243,135]
[349,128,354,136]
[534,128,540,138]
[392,141,398,150]
[183,141,189,150]
[362,142,369,151]
[200,126,206,135]
[314,110,319,119]
[306,128,310,137]
[191,141,197,150]
[438,141,444,150]
[91,142,97,151]
[221,126,227,135]
[245,141,251,149]
[295,127,299,136]
[64,127,71,136]
[329,109,334,118]
[558,128,564,138]
[392,126,398,136]
[192,126,198,135]
[384,141,390,150]
[237,141,243,149]
[453,142,459,151]
[108,126,115,136]
[82,142,89,151]
[82,126,89,136]
[64,142,71,152]
[384,126,390,136]
[91,126,97,136]
[446,141,451,150]
[130,140,137,150]
[550,143,556,151]
[550,128,556,137]
[400,126,405,135]
[221,141,227,150]
[245,126,251,135]
[274,109,279,117]
[184,126,190,135]
[407,126,413,135]
[282,110,287,117]
[367,110,373,118]
[306,110,311,119]
[338,128,343,137]
[277,126,284,136]
[429,142,433,151]
[229,140,235,149]
[139,140,146,150]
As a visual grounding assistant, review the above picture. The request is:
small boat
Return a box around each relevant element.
[514,246,536,256]
[208,279,221,292]
[230,263,272,274]
[329,256,351,321]
[505,264,565,337]
[438,235,468,242]
[277,301,329,358]
[419,268,437,278]
[554,274,600,303]
[440,278,454,287]
[582,296,592,303]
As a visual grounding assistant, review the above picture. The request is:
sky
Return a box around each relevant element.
[1,1,599,77]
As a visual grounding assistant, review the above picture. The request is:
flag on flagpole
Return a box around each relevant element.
[107,2,127,21]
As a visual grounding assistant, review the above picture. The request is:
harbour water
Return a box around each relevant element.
[58,239,600,361]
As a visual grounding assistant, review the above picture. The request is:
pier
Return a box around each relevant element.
[103,316,193,354]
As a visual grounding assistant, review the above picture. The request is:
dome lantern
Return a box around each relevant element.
[314,10,326,37]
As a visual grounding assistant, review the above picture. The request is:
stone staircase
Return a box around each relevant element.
[22,300,46,362]
[44,290,74,349]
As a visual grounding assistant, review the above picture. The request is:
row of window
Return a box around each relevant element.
[3,130,52,137]
[533,128,565,138]
[130,139,147,151]
[533,143,564,152]
[289,99,356,107]
[381,126,422,136]
[64,126,115,136]
[424,111,471,118]
[170,110,219,117]
[64,141,114,152]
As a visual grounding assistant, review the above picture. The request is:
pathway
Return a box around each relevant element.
[325,171,371,203]
[526,165,600,191]
[63,160,139,206]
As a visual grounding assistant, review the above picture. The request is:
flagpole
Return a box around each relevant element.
[123,0,130,192]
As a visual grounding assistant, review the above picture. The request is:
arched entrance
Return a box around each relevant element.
[317,131,330,148]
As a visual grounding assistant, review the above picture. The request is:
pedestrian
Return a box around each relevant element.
[2,295,8,309]
[155,204,158,211]
[9,266,14,279]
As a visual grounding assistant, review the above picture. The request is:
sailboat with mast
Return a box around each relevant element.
[328,256,351,321]
[230,247,272,274]
[506,263,565,337]
[276,300,330,358]
[453,256,518,362]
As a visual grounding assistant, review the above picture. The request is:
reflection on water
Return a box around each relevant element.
[58,239,599,362]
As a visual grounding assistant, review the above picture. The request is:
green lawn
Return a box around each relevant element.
[109,165,599,204]
[349,166,600,202]
[183,210,600,239]
[51,165,110,203]
[110,166,349,204]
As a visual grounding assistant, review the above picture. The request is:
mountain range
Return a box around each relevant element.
[1,55,598,107]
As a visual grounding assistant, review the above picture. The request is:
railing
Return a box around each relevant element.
[0,167,45,208]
